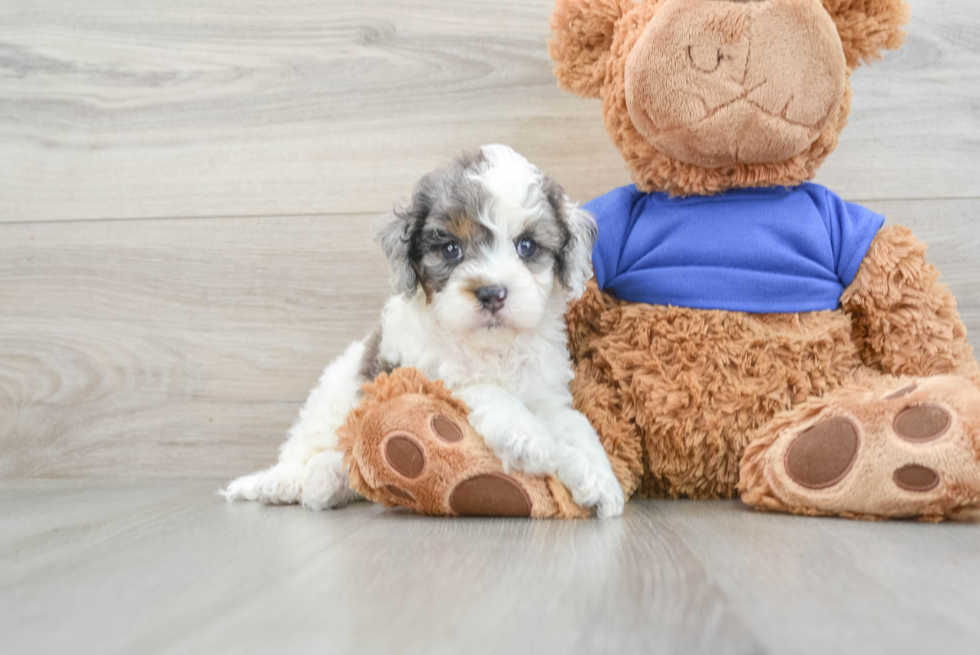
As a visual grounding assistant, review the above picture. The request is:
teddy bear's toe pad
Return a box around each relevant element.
[449,473,532,517]
[893,464,940,492]
[754,375,980,520]
[431,415,464,443]
[893,404,951,442]
[385,484,416,502]
[384,435,426,478]
[784,417,859,489]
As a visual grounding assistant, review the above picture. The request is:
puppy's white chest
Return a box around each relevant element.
[437,349,526,392]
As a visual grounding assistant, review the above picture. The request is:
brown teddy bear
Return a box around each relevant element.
[339,0,980,521]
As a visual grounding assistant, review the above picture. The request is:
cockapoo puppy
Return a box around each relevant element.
[223,144,625,518]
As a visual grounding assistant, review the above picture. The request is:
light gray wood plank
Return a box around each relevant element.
[1,0,978,223]
[2,198,978,480]
[656,501,980,655]
[1,481,978,655]
[0,214,392,478]
[0,480,381,655]
[816,0,980,200]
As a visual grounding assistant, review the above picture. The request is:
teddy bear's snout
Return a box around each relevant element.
[623,0,847,169]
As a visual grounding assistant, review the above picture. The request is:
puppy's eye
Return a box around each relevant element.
[516,238,537,259]
[441,242,462,261]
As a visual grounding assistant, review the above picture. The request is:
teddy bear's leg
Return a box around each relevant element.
[336,368,589,519]
[741,226,980,520]
[841,225,979,380]
[740,375,980,521]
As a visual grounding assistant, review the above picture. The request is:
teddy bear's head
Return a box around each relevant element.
[550,0,909,195]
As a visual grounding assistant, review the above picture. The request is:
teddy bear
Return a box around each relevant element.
[338,0,980,521]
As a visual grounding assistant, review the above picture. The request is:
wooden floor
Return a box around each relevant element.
[2,1,980,653]
[2,480,980,655]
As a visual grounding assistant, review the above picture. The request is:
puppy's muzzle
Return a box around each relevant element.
[475,285,507,313]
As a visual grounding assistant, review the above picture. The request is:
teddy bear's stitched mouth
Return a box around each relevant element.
[643,79,828,140]
[637,86,839,166]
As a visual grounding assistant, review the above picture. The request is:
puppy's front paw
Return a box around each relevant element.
[301,451,358,511]
[221,462,304,505]
[558,452,625,519]
[595,476,626,519]
[480,418,560,475]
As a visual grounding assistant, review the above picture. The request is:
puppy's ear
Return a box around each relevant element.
[378,183,431,297]
[822,0,910,70]
[544,176,597,298]
[549,0,631,98]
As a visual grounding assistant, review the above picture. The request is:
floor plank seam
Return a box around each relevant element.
[3,197,980,227]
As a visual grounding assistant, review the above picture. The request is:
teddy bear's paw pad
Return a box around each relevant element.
[893,464,940,492]
[448,473,532,517]
[383,434,427,478]
[431,415,464,443]
[761,375,980,520]
[784,418,859,489]
[893,404,951,442]
[367,412,472,513]
[385,484,416,502]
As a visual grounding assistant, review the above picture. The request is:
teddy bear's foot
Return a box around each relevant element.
[740,375,980,521]
[337,368,589,519]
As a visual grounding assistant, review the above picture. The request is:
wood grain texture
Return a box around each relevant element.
[1,0,979,222]
[0,214,391,478]
[1,199,978,480]
[1,483,978,655]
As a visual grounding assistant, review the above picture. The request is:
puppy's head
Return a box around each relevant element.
[379,144,597,335]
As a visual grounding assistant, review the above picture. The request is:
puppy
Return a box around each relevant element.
[223,145,624,518]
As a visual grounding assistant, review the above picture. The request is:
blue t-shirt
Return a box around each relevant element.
[584,183,884,313]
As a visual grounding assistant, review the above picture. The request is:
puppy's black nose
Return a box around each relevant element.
[475,285,507,313]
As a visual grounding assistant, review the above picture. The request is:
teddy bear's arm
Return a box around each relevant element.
[840,225,978,379]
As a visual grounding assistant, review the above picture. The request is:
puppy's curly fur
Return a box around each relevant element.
[223,145,624,518]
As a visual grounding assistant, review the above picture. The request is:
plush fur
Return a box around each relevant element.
[222,145,624,518]
[336,0,980,522]
[570,227,980,511]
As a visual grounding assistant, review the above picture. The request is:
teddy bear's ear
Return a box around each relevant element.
[549,0,631,98]
[822,0,911,69]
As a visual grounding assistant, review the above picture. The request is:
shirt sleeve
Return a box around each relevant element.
[822,187,886,287]
[583,185,642,290]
